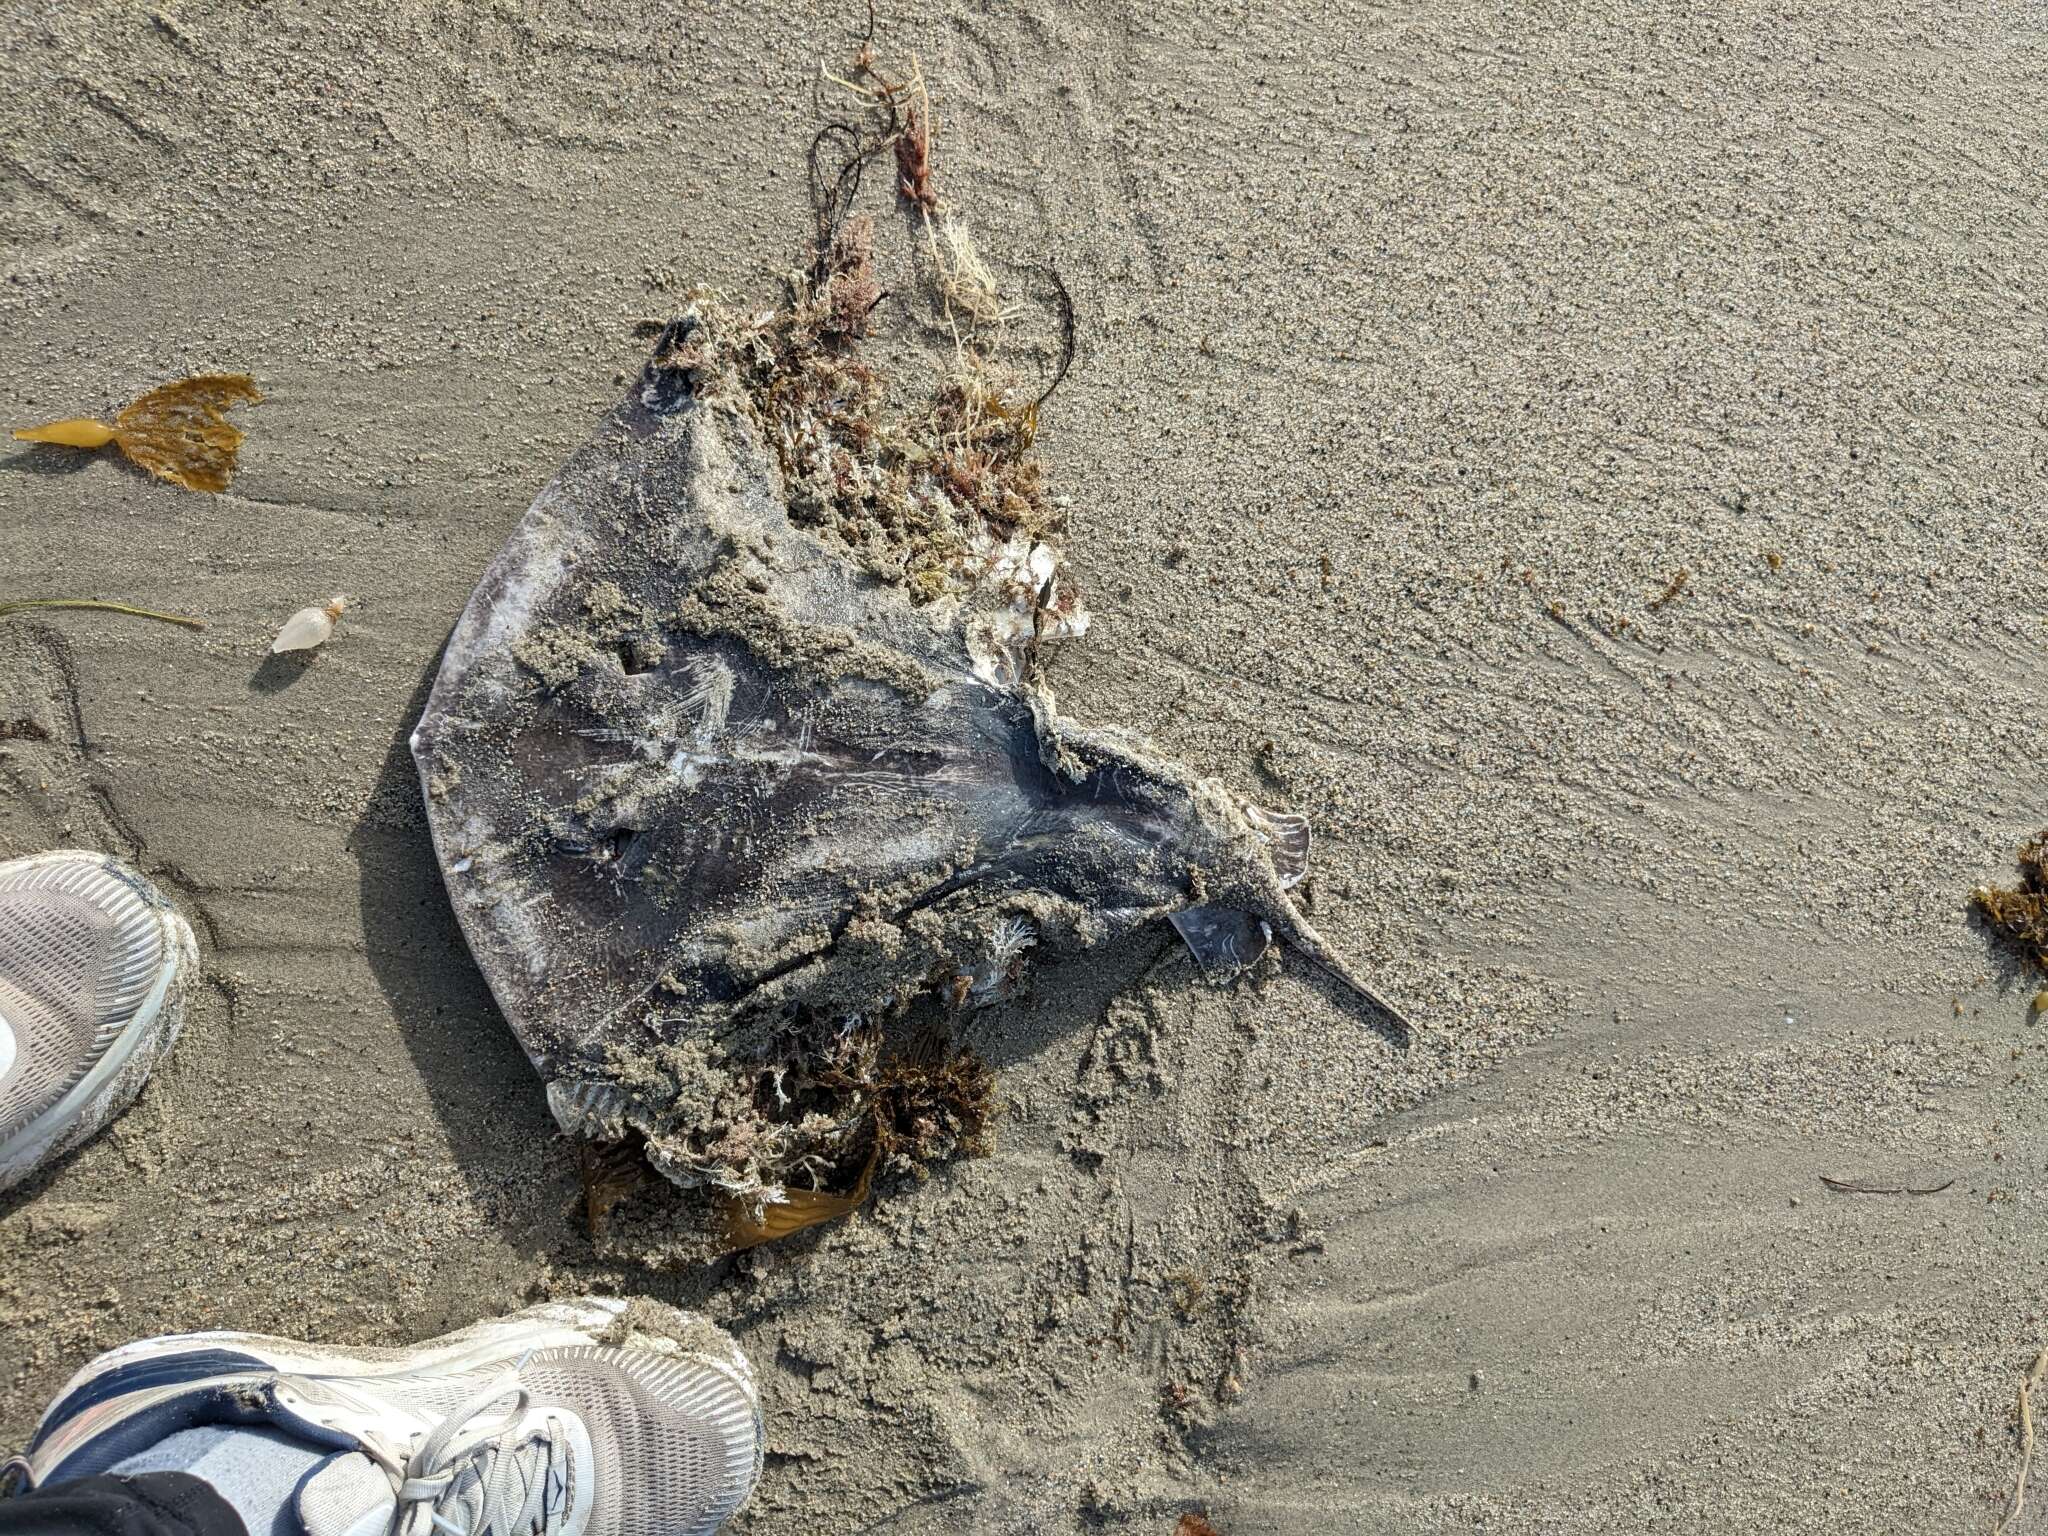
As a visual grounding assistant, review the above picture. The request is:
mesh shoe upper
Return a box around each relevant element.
[321,1348,760,1536]
[517,1348,759,1536]
[0,855,169,1144]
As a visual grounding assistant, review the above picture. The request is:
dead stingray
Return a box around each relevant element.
[411,307,1409,1207]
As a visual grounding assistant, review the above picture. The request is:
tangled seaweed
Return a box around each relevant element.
[707,1021,996,1251]
[0,598,204,631]
[572,20,1065,1256]
[667,18,1078,624]
[682,233,1067,615]
[579,1008,998,1255]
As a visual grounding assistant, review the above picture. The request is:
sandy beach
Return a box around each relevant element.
[4,2,2046,1530]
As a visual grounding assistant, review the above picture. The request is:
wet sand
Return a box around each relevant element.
[3,3,2046,1530]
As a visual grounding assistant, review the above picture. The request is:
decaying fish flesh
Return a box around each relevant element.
[411,305,1407,1217]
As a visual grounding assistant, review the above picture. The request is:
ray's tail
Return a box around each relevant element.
[1273,908,1418,1041]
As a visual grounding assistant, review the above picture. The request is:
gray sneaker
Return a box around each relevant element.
[0,850,195,1193]
[5,1296,762,1535]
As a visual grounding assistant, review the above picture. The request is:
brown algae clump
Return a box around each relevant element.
[713,1026,995,1251]
[579,1021,995,1255]
[16,373,261,493]
[718,1146,878,1252]
[1972,832,2048,970]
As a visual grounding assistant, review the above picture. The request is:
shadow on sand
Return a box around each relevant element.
[347,651,588,1273]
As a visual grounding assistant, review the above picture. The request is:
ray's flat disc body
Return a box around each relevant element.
[410,341,1295,1155]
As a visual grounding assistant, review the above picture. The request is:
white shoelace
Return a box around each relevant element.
[361,1372,572,1536]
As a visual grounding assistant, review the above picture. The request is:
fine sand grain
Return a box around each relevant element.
[4,3,2047,1531]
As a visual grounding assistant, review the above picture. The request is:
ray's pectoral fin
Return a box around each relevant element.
[1170,906,1275,977]
[1243,803,1312,889]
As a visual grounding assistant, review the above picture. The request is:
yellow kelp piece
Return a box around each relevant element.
[13,374,260,493]
[13,418,116,449]
[717,1143,880,1252]
[112,373,262,493]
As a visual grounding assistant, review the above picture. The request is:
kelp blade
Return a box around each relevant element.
[113,373,262,493]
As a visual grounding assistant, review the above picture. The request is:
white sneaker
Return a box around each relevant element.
[0,850,195,1192]
[5,1296,762,1536]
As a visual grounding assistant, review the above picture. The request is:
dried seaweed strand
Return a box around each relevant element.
[1647,568,1689,612]
[1029,266,1077,413]
[0,598,205,631]
[806,121,881,283]
[1994,1349,2048,1536]
[1816,1175,1954,1196]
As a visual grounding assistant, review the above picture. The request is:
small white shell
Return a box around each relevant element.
[272,594,347,654]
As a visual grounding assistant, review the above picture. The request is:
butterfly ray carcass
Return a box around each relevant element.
[410,305,1409,1221]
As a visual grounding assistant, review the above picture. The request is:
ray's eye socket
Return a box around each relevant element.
[636,362,698,416]
[634,315,704,417]
[594,827,640,865]
[611,640,654,676]
[559,824,644,867]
